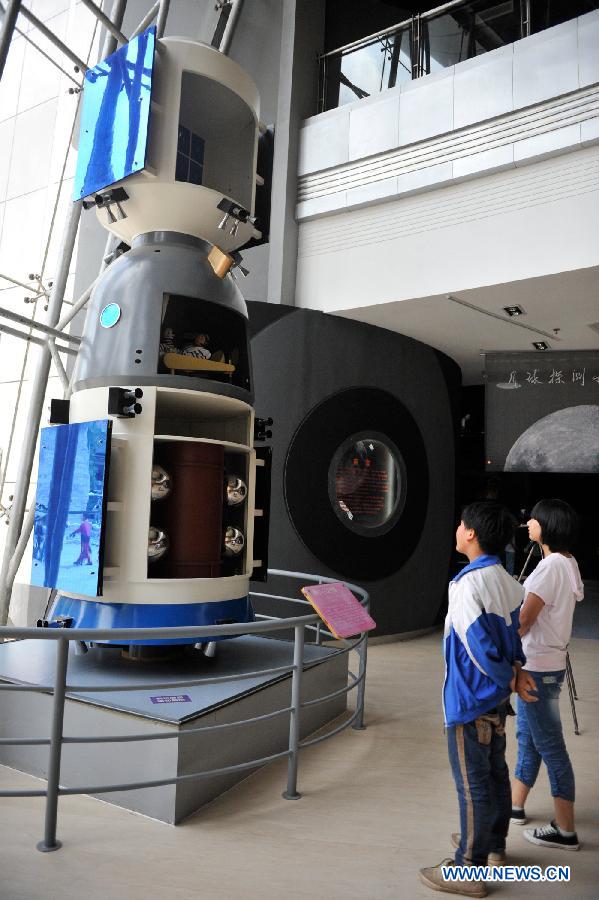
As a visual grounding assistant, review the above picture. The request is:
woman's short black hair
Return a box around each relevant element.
[531,499,578,552]
[462,501,516,555]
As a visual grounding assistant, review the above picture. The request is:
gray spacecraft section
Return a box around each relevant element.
[73,231,253,404]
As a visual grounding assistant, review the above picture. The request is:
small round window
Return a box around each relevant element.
[99,302,121,328]
[328,431,406,537]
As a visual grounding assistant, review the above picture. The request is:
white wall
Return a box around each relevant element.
[296,144,599,312]
[294,11,599,314]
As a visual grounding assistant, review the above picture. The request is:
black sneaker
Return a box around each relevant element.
[523,820,580,850]
[510,808,528,825]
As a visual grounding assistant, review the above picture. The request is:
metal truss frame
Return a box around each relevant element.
[0,0,176,626]
[0,0,246,626]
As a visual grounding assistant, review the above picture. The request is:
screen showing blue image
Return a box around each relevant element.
[73,26,156,201]
[31,420,112,596]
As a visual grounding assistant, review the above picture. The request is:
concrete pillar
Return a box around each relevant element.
[267,0,324,305]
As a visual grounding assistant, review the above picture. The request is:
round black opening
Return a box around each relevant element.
[285,388,428,579]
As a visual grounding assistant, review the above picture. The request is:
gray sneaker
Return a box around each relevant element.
[451,833,506,865]
[419,859,488,897]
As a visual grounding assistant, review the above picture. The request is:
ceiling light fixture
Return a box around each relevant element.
[503,305,525,317]
[447,295,557,340]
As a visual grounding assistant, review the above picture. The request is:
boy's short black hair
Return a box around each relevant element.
[462,501,516,555]
[531,499,578,552]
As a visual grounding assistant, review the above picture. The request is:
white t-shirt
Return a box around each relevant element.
[522,552,584,672]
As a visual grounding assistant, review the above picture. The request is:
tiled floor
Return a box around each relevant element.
[1,632,597,900]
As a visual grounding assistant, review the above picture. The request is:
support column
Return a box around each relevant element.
[0,0,21,83]
[266,0,324,306]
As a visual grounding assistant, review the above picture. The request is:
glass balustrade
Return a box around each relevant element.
[422,0,524,75]
[321,27,412,112]
[318,0,599,113]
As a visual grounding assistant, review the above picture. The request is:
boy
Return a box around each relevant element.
[419,501,527,898]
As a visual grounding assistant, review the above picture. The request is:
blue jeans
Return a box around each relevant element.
[447,704,512,865]
[515,669,575,802]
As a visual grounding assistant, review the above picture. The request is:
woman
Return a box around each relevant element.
[512,499,584,850]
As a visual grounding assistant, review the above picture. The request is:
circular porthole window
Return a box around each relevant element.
[99,302,121,328]
[328,432,406,537]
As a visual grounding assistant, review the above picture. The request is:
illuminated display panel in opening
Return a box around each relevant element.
[328,432,406,537]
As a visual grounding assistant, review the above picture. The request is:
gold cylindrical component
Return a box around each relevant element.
[208,245,234,278]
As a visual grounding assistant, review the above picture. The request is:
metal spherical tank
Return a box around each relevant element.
[151,465,173,501]
[226,474,247,506]
[224,526,244,556]
[148,526,169,562]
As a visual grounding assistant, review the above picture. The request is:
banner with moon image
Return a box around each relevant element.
[485,351,599,473]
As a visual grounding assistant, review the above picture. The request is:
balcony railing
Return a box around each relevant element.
[317,0,596,113]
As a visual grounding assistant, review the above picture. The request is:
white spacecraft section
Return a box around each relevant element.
[66,386,258,605]
[94,38,262,250]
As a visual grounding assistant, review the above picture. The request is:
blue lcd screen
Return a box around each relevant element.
[73,26,156,201]
[31,420,112,597]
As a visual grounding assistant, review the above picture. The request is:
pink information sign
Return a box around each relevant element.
[300,582,376,639]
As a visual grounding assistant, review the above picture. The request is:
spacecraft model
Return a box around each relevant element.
[31,28,271,651]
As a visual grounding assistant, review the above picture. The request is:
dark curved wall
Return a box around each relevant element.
[249,303,460,636]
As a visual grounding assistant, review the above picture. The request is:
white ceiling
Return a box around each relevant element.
[335,266,599,385]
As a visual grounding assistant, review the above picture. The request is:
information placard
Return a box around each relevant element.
[301,582,376,639]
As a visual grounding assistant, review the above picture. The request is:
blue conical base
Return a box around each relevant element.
[47,595,254,645]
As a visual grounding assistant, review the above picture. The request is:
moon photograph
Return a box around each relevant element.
[504,405,599,472]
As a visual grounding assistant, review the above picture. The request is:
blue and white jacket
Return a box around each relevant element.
[443,555,525,727]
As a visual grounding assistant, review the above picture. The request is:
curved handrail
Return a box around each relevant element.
[0,611,320,642]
